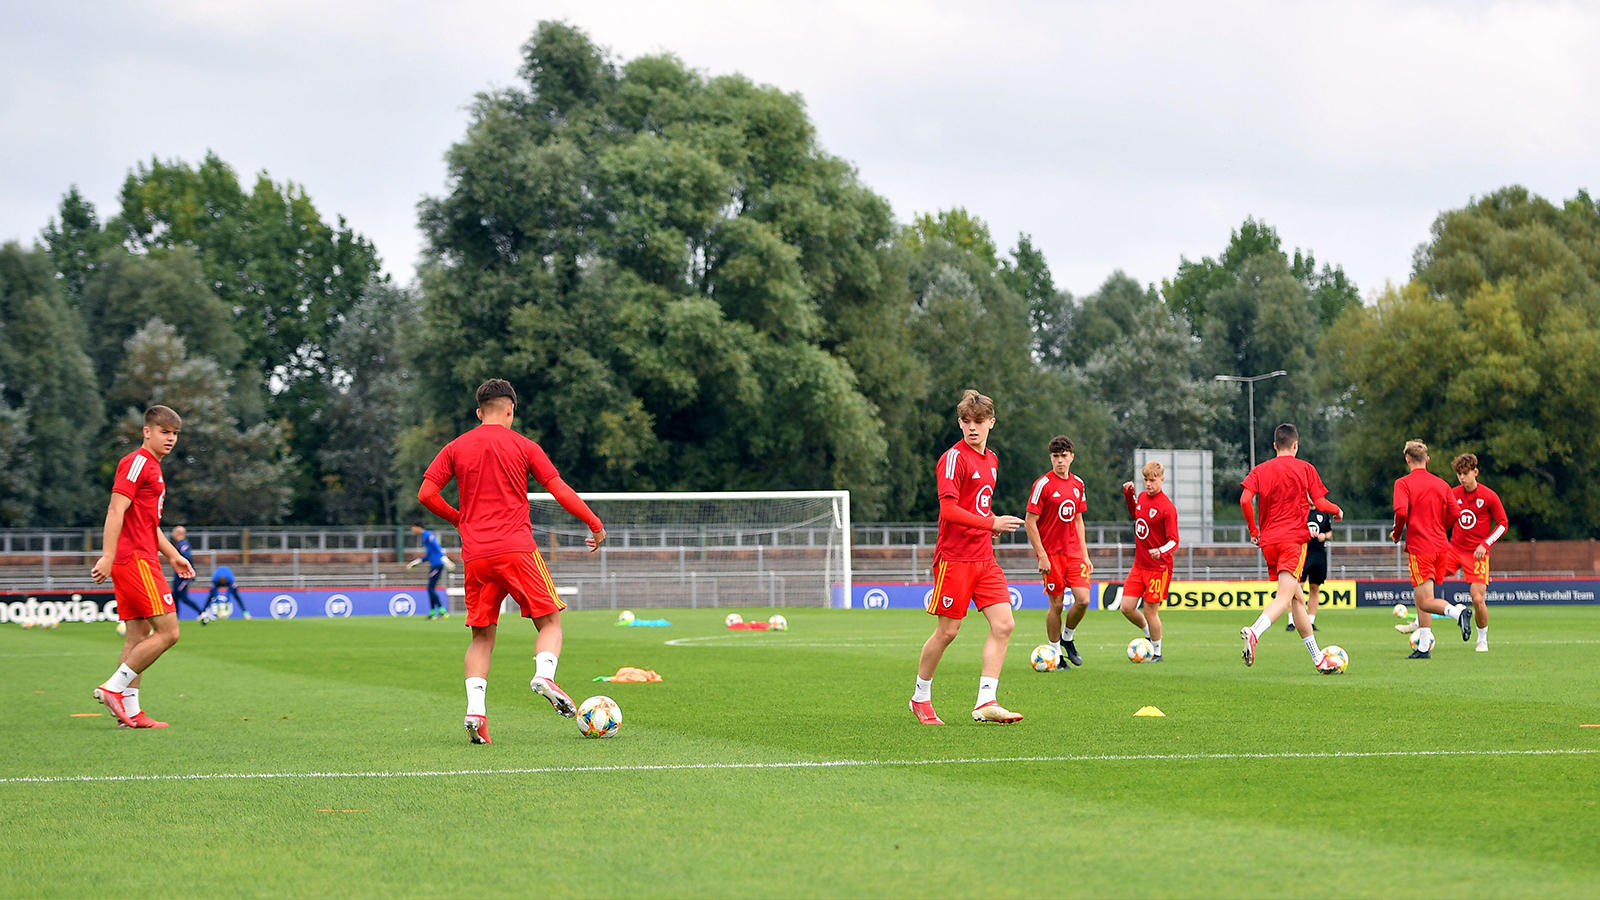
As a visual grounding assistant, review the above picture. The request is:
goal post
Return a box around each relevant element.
[525,490,852,610]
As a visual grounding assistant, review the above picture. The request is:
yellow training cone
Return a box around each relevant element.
[1133,706,1166,717]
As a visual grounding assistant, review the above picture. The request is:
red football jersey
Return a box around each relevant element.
[934,440,999,562]
[1450,483,1508,552]
[1028,470,1086,557]
[1124,486,1178,572]
[423,424,566,563]
[1241,456,1328,546]
[111,448,165,565]
[1394,467,1453,554]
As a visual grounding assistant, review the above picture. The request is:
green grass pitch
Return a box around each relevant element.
[2,605,1597,898]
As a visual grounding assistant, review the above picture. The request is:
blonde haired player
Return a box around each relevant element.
[90,406,196,728]
[1441,453,1506,652]
[1025,435,1093,668]
[1118,461,1177,661]
[910,390,1025,725]
[1391,440,1473,657]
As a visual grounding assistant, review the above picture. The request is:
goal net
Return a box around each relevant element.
[525,491,851,611]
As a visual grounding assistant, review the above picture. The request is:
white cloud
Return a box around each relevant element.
[2,0,1597,297]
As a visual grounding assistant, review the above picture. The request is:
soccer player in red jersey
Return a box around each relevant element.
[1025,435,1093,668]
[89,406,195,728]
[911,390,1025,725]
[1446,453,1506,652]
[1390,440,1473,656]
[1237,423,1344,668]
[417,380,607,744]
[1118,461,1178,662]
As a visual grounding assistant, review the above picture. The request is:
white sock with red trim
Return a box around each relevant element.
[123,688,141,716]
[534,652,558,683]
[976,676,998,706]
[1249,614,1272,638]
[465,677,487,716]
[103,664,136,693]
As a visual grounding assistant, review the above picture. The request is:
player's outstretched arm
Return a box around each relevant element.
[1312,494,1343,522]
[1239,489,1259,545]
[91,494,132,583]
[938,496,1017,533]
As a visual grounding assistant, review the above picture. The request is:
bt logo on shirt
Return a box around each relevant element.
[1459,510,1478,530]
[1134,519,1150,540]
[1057,500,1076,523]
[975,484,993,515]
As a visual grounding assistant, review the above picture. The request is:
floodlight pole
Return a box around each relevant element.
[1214,370,1288,471]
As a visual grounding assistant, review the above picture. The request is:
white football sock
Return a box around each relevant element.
[1478,627,1488,644]
[1303,635,1321,662]
[1419,627,1434,644]
[1308,614,1316,625]
[1444,604,1466,621]
[1152,639,1162,656]
[465,677,487,716]
[976,676,998,706]
[1249,614,1273,638]
[533,651,558,682]
[1142,624,1151,638]
[912,677,932,703]
[123,687,141,716]
[1062,627,1075,641]
[103,663,137,693]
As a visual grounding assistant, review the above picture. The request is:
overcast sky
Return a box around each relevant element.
[3,1,1598,298]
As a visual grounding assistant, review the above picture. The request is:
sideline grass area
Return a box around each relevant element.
[1,605,1596,898]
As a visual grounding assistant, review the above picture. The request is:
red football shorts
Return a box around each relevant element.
[464,551,565,627]
[1449,547,1490,585]
[1261,542,1308,578]
[1407,551,1453,587]
[926,559,1010,619]
[112,559,174,620]
[1121,566,1172,605]
[1044,554,1090,595]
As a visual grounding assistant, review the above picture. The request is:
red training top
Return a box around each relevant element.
[1393,467,1453,555]
[111,448,166,565]
[1123,485,1178,573]
[934,440,999,562]
[1028,470,1086,558]
[1450,483,1509,552]
[422,424,601,563]
[1241,456,1329,545]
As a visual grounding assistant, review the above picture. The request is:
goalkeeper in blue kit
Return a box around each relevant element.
[409,521,453,619]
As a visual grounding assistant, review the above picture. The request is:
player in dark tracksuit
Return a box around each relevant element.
[168,526,207,620]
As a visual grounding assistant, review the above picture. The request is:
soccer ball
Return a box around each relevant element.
[618,610,635,624]
[20,616,34,629]
[115,621,126,636]
[1031,644,1060,672]
[1127,637,1155,663]
[1409,630,1435,653]
[577,695,621,738]
[725,613,743,628]
[1317,645,1349,674]
[768,614,788,631]
[1392,603,1409,619]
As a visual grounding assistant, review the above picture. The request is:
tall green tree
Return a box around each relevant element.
[116,153,383,518]
[108,320,294,525]
[414,22,903,515]
[0,244,103,525]
[1325,187,1600,536]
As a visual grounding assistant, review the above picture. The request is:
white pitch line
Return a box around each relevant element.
[2,748,1595,786]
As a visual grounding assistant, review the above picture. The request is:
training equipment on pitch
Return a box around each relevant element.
[1409,630,1435,653]
[1393,603,1409,619]
[577,695,622,738]
[1317,645,1349,674]
[618,610,635,624]
[1031,644,1061,672]
[1127,638,1155,663]
[526,491,851,610]
[725,613,743,627]
[768,614,788,631]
